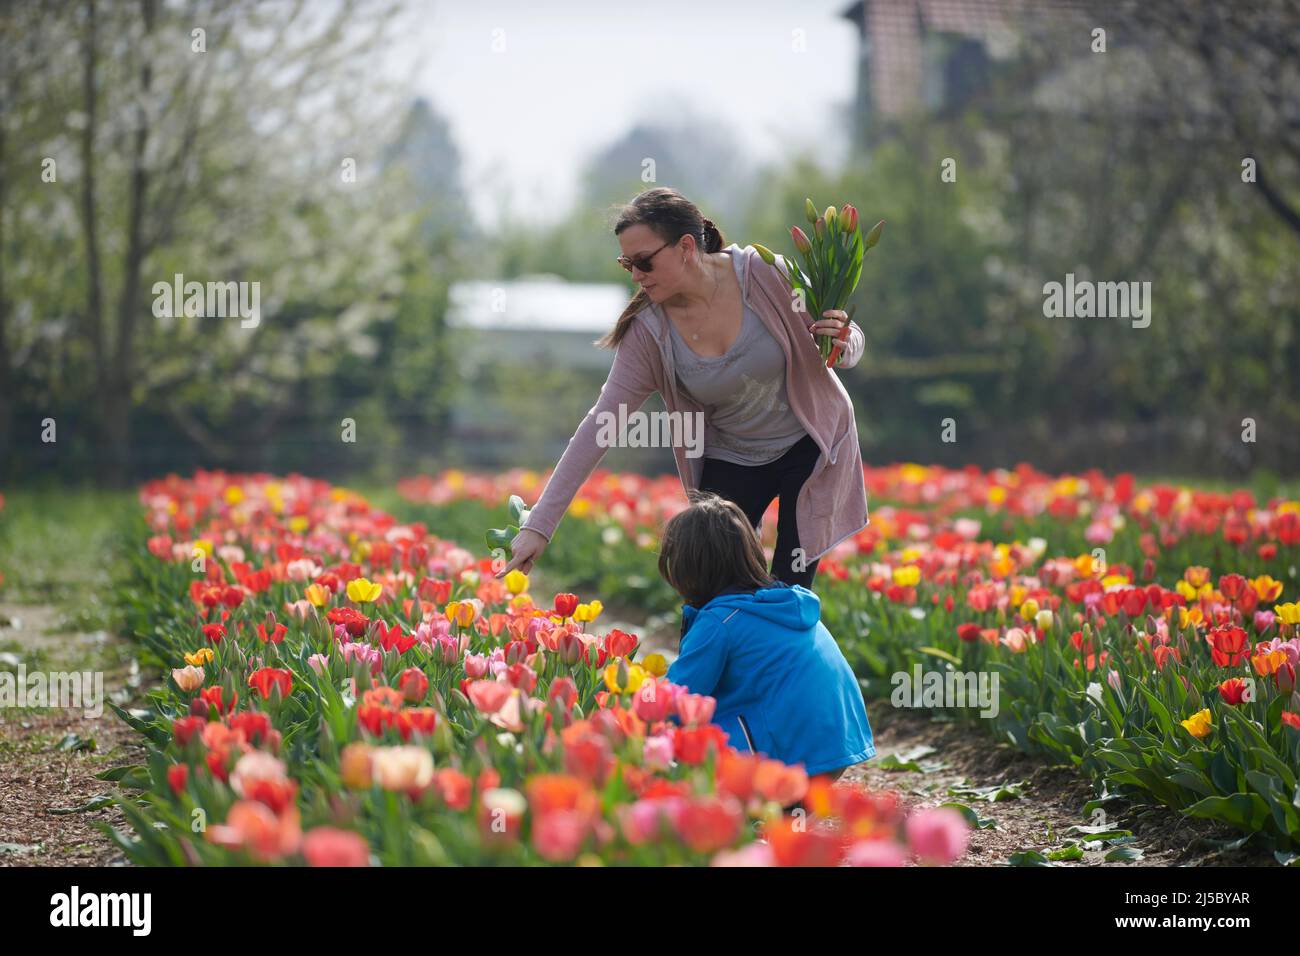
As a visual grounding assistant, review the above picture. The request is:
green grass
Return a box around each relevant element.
[0,485,133,632]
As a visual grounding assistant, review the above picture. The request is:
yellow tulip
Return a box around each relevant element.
[503,570,529,595]
[574,600,604,623]
[192,538,214,558]
[224,486,244,504]
[304,583,331,607]
[1251,576,1283,602]
[892,565,921,587]
[184,647,214,666]
[288,516,309,535]
[1180,709,1212,739]
[1019,599,1039,621]
[603,660,649,695]
[445,600,477,628]
[1178,605,1204,630]
[1273,602,1300,626]
[641,653,668,678]
[347,577,382,603]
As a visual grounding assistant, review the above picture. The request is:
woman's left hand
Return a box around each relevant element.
[809,309,849,339]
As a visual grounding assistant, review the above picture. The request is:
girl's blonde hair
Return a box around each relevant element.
[658,490,775,607]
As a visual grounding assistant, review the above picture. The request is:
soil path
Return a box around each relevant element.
[0,602,145,866]
[841,705,1276,866]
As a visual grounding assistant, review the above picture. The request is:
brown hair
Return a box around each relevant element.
[596,187,727,350]
[658,490,776,607]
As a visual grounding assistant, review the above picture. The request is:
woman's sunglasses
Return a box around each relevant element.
[615,239,675,274]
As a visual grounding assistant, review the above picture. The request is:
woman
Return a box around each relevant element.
[495,186,869,590]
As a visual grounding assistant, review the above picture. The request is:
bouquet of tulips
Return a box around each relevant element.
[753,199,884,368]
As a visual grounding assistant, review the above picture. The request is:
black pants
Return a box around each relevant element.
[698,433,821,589]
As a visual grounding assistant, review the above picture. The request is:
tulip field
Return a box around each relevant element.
[96,472,966,867]
[398,464,1300,861]
[10,463,1299,867]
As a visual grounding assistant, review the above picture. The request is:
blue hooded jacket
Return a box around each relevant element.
[666,582,875,775]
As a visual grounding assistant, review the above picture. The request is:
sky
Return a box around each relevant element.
[383,0,863,230]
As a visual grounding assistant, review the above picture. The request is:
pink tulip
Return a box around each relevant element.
[846,839,908,867]
[676,692,716,727]
[633,678,676,723]
[642,734,674,771]
[532,810,589,862]
[463,653,490,679]
[906,807,970,865]
[468,679,513,714]
[711,842,775,867]
[302,827,371,867]
[619,800,668,846]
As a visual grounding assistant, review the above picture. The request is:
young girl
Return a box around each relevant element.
[660,490,875,780]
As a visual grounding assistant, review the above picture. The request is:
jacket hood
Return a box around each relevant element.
[681,582,822,635]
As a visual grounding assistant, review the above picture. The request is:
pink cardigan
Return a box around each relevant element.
[519,243,870,563]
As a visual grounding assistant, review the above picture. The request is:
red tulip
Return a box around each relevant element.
[675,796,743,854]
[167,763,190,795]
[173,715,207,746]
[765,816,845,866]
[1276,661,1296,694]
[673,724,728,765]
[248,667,293,701]
[1218,677,1249,705]
[229,711,272,746]
[256,621,287,644]
[839,203,859,233]
[790,226,812,254]
[553,593,579,618]
[1208,625,1249,668]
[198,685,236,716]
[548,677,578,709]
[396,707,438,741]
[605,628,638,659]
[1219,574,1249,603]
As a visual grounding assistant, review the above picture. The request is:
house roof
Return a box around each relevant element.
[840,0,1093,117]
[447,277,633,333]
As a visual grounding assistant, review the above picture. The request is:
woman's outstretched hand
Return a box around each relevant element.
[494,527,549,578]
